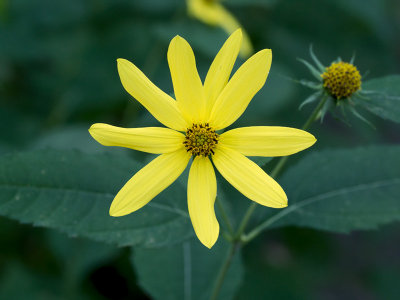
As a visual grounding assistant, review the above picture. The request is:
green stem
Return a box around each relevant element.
[301,93,328,131]
[209,94,328,300]
[236,94,328,241]
[216,197,234,236]
[241,94,328,243]
[242,204,298,243]
[209,243,238,300]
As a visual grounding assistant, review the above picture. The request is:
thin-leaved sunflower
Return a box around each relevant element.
[89,29,316,248]
[186,0,253,57]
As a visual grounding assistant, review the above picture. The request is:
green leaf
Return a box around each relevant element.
[131,239,243,300]
[153,20,228,58]
[257,145,400,233]
[0,263,68,300]
[228,0,278,6]
[0,150,193,247]
[357,75,400,123]
[46,230,120,284]
[249,156,273,167]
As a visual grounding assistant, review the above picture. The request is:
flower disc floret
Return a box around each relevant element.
[321,62,361,99]
[184,123,219,157]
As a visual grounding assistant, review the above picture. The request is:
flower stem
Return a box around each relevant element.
[240,94,328,243]
[209,95,328,300]
[209,243,238,300]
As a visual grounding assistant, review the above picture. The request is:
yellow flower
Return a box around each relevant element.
[89,29,316,248]
[186,0,254,58]
[321,61,361,100]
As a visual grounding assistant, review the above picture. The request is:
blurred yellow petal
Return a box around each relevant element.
[209,49,272,130]
[187,0,253,58]
[89,123,185,154]
[110,148,191,217]
[212,146,287,208]
[214,5,253,58]
[204,29,242,118]
[168,35,205,123]
[188,156,219,248]
[117,59,188,131]
[220,126,317,157]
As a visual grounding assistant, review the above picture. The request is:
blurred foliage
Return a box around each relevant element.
[1,0,400,299]
[132,240,242,300]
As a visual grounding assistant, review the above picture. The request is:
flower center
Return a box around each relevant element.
[183,123,219,157]
[321,62,361,100]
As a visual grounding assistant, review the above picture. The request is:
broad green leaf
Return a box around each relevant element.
[357,75,400,123]
[131,239,242,300]
[254,145,400,233]
[0,150,193,247]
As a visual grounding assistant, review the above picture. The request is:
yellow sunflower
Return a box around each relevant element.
[89,29,316,248]
[186,0,254,57]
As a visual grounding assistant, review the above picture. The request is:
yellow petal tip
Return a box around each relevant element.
[116,58,127,64]
[232,28,243,37]
[88,123,99,137]
[260,48,272,57]
[109,204,127,217]
[201,238,217,249]
[171,35,184,43]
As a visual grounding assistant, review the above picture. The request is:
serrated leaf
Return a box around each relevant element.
[252,146,400,234]
[357,75,400,123]
[131,239,242,300]
[0,150,193,247]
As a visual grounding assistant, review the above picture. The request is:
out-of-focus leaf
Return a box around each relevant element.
[0,263,68,300]
[249,156,273,167]
[0,107,42,147]
[0,150,193,247]
[228,0,278,6]
[31,126,114,154]
[131,239,242,300]
[132,0,181,13]
[153,20,228,58]
[236,62,296,125]
[255,145,400,233]
[46,231,120,284]
[357,75,400,123]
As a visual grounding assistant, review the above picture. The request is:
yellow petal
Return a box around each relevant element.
[188,156,219,248]
[117,58,188,131]
[187,0,221,26]
[209,49,272,130]
[89,123,185,154]
[220,126,316,157]
[110,148,191,217]
[168,35,205,123]
[204,29,242,118]
[186,0,253,58]
[212,146,287,208]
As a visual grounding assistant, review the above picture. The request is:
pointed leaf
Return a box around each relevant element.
[255,146,400,233]
[0,150,192,247]
[357,75,400,123]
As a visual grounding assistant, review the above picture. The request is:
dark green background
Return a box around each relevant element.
[1,0,399,299]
